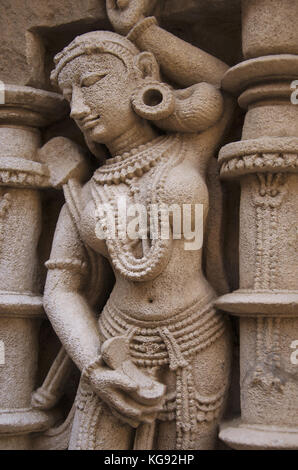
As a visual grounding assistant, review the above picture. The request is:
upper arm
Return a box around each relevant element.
[129,20,228,88]
[45,203,88,294]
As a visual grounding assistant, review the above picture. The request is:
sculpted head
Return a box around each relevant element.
[51,31,161,148]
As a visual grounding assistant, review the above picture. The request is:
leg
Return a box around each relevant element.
[156,321,232,450]
[69,379,135,450]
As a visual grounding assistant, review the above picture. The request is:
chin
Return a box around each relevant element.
[87,124,109,143]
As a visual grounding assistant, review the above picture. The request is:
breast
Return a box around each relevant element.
[79,145,209,258]
[80,198,110,257]
[161,160,209,208]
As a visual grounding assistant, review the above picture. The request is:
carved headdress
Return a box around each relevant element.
[51,31,140,87]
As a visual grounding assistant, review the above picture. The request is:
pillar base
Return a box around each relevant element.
[220,418,298,450]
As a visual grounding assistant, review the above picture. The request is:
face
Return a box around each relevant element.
[58,53,139,145]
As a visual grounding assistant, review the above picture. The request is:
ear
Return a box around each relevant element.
[133,52,160,81]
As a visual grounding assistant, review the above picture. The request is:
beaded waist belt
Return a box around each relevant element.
[99,294,225,369]
[97,295,227,449]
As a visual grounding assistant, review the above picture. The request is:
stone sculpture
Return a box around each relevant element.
[1,0,298,452]
[39,0,234,450]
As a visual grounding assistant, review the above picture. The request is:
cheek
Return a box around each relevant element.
[83,78,136,120]
[103,87,135,122]
[82,88,103,111]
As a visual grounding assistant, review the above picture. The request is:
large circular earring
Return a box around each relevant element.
[131,80,175,121]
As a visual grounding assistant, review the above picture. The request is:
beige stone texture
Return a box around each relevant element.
[217,0,298,450]
[0,0,296,452]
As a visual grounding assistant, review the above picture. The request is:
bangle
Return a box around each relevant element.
[45,258,88,275]
[127,16,158,43]
[82,356,103,381]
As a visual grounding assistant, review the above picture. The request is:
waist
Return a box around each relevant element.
[108,275,214,322]
[98,294,226,368]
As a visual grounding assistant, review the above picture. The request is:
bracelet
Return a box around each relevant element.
[45,258,88,275]
[127,16,158,43]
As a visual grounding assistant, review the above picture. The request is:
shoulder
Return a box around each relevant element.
[63,175,96,213]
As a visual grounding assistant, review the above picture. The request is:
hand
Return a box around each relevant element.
[106,0,158,35]
[89,361,165,428]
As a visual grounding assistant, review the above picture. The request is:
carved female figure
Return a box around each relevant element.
[45,0,233,450]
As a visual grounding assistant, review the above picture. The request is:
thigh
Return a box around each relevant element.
[191,320,232,397]
[156,323,232,450]
[69,387,135,450]
[191,327,232,449]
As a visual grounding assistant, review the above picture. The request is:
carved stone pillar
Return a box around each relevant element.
[217,0,298,450]
[0,85,67,449]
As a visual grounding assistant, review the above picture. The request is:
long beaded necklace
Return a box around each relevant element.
[91,134,185,281]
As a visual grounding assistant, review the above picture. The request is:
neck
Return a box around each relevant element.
[106,120,158,157]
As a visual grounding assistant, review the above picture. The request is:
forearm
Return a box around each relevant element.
[44,289,101,372]
[128,17,229,88]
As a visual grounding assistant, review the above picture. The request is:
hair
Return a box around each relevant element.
[51,30,140,88]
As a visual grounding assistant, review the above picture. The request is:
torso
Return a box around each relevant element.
[79,133,215,319]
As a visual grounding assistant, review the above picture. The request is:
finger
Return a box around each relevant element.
[110,402,158,426]
[127,385,166,406]
[102,389,142,419]
[125,397,164,417]
[130,392,165,407]
[110,408,140,428]
[105,389,163,420]
[110,373,139,393]
[139,403,164,416]
[97,371,138,393]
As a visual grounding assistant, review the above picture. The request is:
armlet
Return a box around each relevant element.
[127,16,158,42]
[45,258,88,275]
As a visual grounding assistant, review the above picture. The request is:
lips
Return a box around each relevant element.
[81,115,100,130]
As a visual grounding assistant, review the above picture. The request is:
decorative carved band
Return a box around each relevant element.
[253,173,287,291]
[219,137,298,178]
[220,152,297,178]
[0,157,49,189]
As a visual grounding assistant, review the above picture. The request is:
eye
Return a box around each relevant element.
[81,73,107,88]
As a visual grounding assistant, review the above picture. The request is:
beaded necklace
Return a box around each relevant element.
[93,135,168,185]
[91,134,184,281]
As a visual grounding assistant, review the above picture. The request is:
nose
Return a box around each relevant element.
[70,86,91,120]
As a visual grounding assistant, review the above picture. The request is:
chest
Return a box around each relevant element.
[80,157,208,256]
